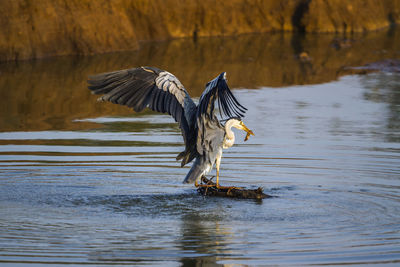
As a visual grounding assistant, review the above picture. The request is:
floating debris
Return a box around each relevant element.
[343,59,400,75]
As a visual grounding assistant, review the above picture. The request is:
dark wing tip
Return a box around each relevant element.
[198,71,247,120]
[205,72,226,87]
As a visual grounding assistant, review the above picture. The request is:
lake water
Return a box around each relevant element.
[1,30,400,266]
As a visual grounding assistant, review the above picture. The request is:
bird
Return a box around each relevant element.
[87,66,254,188]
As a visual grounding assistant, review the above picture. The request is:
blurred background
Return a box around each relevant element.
[1,1,400,266]
[1,0,400,61]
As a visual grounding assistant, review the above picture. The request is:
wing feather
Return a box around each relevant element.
[197,72,247,120]
[88,67,197,156]
[195,72,247,156]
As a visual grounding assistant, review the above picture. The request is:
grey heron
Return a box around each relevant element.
[88,67,254,188]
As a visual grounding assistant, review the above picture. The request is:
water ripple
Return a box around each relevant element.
[1,73,400,265]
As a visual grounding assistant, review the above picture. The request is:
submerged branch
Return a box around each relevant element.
[197,176,272,199]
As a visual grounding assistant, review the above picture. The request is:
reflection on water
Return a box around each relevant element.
[1,28,400,132]
[1,30,400,265]
[361,72,400,143]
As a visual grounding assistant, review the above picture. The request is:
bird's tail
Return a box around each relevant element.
[183,157,206,184]
[176,149,197,167]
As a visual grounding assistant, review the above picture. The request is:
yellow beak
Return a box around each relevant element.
[240,122,254,141]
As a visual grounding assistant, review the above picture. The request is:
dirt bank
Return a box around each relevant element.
[0,0,399,61]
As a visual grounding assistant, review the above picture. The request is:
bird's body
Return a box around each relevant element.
[88,66,254,187]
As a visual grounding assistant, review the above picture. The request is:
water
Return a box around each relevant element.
[1,31,400,266]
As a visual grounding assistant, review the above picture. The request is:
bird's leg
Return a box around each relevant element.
[215,156,221,188]
[195,176,215,188]
[215,156,242,190]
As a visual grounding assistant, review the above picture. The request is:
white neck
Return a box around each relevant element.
[223,120,236,149]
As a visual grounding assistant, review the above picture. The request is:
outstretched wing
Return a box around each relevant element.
[197,72,247,119]
[195,72,247,155]
[88,66,197,147]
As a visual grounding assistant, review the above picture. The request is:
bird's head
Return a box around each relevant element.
[225,117,255,141]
